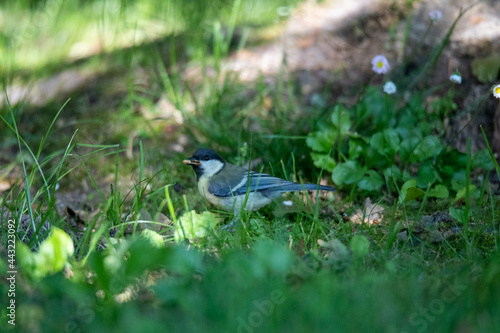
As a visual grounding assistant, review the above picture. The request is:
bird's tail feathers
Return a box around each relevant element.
[277,183,336,193]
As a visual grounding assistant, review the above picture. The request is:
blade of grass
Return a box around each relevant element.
[480,125,500,181]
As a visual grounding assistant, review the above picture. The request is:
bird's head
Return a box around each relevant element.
[183,148,225,179]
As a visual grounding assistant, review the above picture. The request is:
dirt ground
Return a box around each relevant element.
[216,0,500,154]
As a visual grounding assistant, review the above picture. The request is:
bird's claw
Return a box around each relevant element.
[222,219,237,232]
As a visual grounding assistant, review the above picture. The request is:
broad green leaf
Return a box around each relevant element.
[306,129,336,153]
[358,170,384,191]
[405,187,426,202]
[438,149,467,169]
[383,129,401,155]
[401,179,417,193]
[370,129,401,158]
[402,170,413,182]
[18,227,74,279]
[417,161,438,188]
[141,229,164,248]
[348,138,366,160]
[124,237,173,279]
[17,241,37,275]
[383,165,402,180]
[370,132,384,156]
[412,136,442,162]
[431,97,457,113]
[332,161,366,186]
[455,185,477,202]
[399,137,420,162]
[350,235,370,258]
[365,147,387,169]
[399,179,425,203]
[38,227,74,274]
[362,87,389,130]
[330,105,351,136]
[311,152,336,172]
[428,185,449,198]
[449,207,471,224]
[318,239,349,259]
[175,211,219,242]
[451,170,466,191]
[471,55,500,83]
[472,149,494,170]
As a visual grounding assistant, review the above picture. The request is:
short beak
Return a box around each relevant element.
[183,158,201,166]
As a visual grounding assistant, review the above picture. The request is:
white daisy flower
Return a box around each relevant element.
[493,84,500,99]
[383,81,397,95]
[449,72,462,84]
[371,55,390,74]
[429,10,443,22]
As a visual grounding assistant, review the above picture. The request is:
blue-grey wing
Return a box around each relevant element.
[207,165,336,198]
[231,173,336,196]
[207,164,255,197]
[230,172,295,196]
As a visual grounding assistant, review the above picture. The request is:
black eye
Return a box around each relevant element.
[204,156,210,161]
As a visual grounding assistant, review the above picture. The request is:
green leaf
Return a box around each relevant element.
[141,229,164,248]
[18,227,74,279]
[38,227,74,274]
[370,132,384,156]
[428,184,449,198]
[318,238,350,260]
[471,55,500,83]
[451,170,466,191]
[455,185,477,202]
[383,129,401,155]
[332,161,366,186]
[350,235,370,258]
[449,207,471,224]
[330,105,351,136]
[405,187,426,202]
[412,136,442,162]
[472,149,494,170]
[306,129,336,153]
[17,241,37,275]
[399,137,420,162]
[438,149,467,169]
[365,146,387,169]
[370,129,400,157]
[417,161,438,188]
[348,138,366,160]
[399,179,425,203]
[358,170,384,191]
[383,165,402,181]
[362,87,389,130]
[175,211,219,242]
[124,237,172,279]
[311,152,336,172]
[401,178,417,191]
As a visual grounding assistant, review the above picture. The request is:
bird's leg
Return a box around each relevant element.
[222,218,237,231]
[222,208,242,231]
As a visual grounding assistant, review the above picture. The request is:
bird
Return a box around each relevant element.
[183,148,336,215]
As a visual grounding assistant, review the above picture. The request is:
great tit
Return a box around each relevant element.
[183,148,336,213]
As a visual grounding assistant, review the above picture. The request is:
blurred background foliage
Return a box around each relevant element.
[1,0,297,79]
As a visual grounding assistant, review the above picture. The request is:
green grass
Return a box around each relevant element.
[1,0,500,332]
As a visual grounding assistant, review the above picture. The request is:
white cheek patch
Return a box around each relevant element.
[201,160,224,177]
